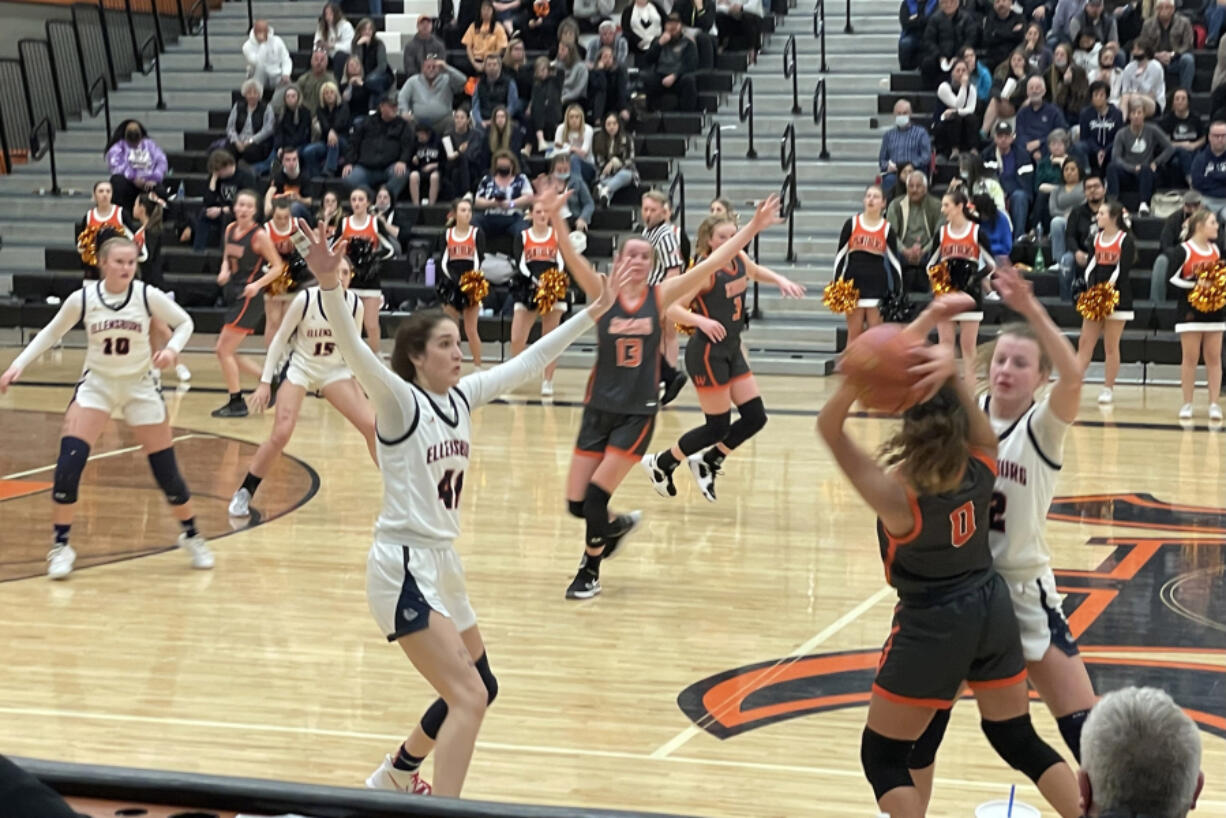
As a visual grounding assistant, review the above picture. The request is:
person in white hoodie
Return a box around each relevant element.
[243,20,293,112]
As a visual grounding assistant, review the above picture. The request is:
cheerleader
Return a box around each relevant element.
[831,184,904,343]
[1074,201,1135,406]
[0,237,212,579]
[509,199,569,396]
[132,194,192,384]
[228,256,376,518]
[642,215,805,502]
[78,180,135,279]
[336,186,397,356]
[264,197,316,341]
[926,187,995,389]
[1165,208,1224,421]
[437,198,488,368]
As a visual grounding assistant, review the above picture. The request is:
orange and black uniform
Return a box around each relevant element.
[926,222,994,312]
[832,215,903,306]
[872,449,1026,707]
[1168,240,1226,330]
[337,214,394,292]
[685,254,752,390]
[265,220,311,296]
[512,226,567,310]
[222,222,267,334]
[438,225,487,311]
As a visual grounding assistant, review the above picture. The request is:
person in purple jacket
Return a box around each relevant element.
[105,119,168,210]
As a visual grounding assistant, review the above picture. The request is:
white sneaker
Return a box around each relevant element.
[984,291,1002,302]
[175,363,192,381]
[688,453,719,503]
[1211,403,1223,422]
[1179,403,1194,420]
[366,754,432,794]
[640,453,677,498]
[47,544,76,580]
[228,487,252,517]
[178,532,214,569]
[1138,202,1151,216]
[540,379,554,397]
[1097,387,1113,405]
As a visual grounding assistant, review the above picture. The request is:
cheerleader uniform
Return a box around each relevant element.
[512,226,567,313]
[438,225,487,311]
[1168,240,1226,332]
[336,214,396,300]
[831,214,903,308]
[1081,230,1135,321]
[926,221,995,322]
[265,219,313,301]
[80,206,136,279]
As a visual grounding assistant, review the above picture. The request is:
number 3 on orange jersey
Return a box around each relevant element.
[615,337,643,368]
[949,500,976,548]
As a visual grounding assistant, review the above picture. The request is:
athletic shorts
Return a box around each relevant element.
[71,369,165,426]
[575,406,655,460]
[873,573,1026,708]
[223,291,265,335]
[685,335,750,390]
[1003,568,1079,663]
[285,355,354,393]
[366,540,477,641]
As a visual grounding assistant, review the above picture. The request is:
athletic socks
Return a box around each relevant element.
[1057,709,1090,762]
[393,744,425,773]
[179,518,199,539]
[53,524,71,546]
[702,447,726,471]
[581,550,603,578]
[655,449,681,473]
[240,472,263,496]
[228,391,243,405]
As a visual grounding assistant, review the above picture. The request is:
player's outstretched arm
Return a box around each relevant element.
[741,252,806,298]
[541,187,601,300]
[904,292,976,340]
[1,293,86,393]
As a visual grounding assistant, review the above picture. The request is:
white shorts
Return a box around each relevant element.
[285,355,353,393]
[366,540,478,642]
[71,369,165,426]
[1003,569,1078,663]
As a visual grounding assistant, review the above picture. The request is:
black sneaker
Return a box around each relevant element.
[688,454,719,502]
[211,400,248,418]
[601,511,642,560]
[565,568,601,599]
[640,453,677,497]
[661,372,688,406]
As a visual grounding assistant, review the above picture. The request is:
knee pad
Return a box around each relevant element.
[476,652,498,705]
[582,484,612,547]
[147,447,191,505]
[860,727,916,801]
[53,436,91,505]
[981,715,1065,784]
[567,499,585,519]
[419,696,449,741]
[736,397,767,435]
[908,708,951,770]
[1057,709,1090,763]
[677,411,732,456]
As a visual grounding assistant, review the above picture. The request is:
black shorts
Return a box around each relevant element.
[223,291,265,335]
[436,275,468,312]
[685,335,751,391]
[874,573,1026,709]
[575,406,656,460]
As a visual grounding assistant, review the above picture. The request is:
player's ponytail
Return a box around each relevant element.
[878,385,971,495]
[390,309,458,383]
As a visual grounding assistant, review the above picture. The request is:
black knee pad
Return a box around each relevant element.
[567,499,585,519]
[737,397,767,434]
[677,411,732,456]
[908,708,951,770]
[1057,709,1090,763]
[981,715,1065,784]
[53,436,91,505]
[476,652,498,705]
[582,484,612,547]
[147,447,191,505]
[419,696,448,741]
[860,727,916,800]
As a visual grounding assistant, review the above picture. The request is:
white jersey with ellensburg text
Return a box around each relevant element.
[292,286,361,366]
[82,279,156,378]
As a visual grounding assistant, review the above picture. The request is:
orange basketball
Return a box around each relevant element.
[837,324,926,414]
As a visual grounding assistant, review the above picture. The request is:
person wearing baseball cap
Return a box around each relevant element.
[343,90,413,200]
[988,119,1035,237]
[640,11,699,111]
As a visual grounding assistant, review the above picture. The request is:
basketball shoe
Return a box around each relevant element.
[688,453,720,502]
[366,754,433,794]
[228,488,252,517]
[640,453,677,497]
[601,511,642,560]
[178,533,214,569]
[47,544,76,580]
[565,567,601,599]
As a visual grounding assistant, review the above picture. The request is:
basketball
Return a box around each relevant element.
[837,324,925,414]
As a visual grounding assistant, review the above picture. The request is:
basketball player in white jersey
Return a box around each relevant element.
[907,265,1094,808]
[0,237,214,579]
[295,219,630,799]
[227,257,377,518]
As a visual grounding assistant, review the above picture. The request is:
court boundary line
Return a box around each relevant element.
[1,434,207,481]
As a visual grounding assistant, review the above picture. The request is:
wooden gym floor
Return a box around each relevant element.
[1,346,1223,818]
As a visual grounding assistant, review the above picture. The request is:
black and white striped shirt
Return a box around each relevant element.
[643,221,684,285]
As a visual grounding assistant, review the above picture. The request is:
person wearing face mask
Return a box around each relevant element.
[543,153,595,234]
[1016,75,1069,162]
[474,150,534,239]
[105,120,168,210]
[1119,44,1165,119]
[1088,42,1123,105]
[879,99,933,194]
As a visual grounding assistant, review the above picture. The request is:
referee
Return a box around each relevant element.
[641,190,689,405]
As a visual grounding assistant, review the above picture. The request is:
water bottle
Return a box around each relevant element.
[176,180,186,201]
[1033,223,1046,273]
[424,258,436,287]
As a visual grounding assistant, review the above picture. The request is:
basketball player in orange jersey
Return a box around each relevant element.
[554,192,787,599]
[509,199,567,396]
[212,190,285,418]
[1165,208,1224,421]
[437,199,487,368]
[818,292,1080,818]
[336,187,397,356]
[79,180,136,279]
[263,197,316,342]
[831,184,904,343]
[641,215,805,502]
[927,187,995,389]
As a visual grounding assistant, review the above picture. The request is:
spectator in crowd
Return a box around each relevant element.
[1048,42,1090,121]
[106,119,168,209]
[956,152,1008,214]
[982,48,1028,134]
[372,186,403,246]
[1120,44,1166,118]
[403,14,447,77]
[350,18,393,97]
[674,0,717,69]
[473,52,521,129]
[1163,87,1206,181]
[1047,155,1086,270]
[343,92,413,200]
[1034,128,1078,225]
[1136,0,1194,94]
[474,150,533,237]
[885,161,916,200]
[1079,79,1123,175]
[556,40,589,108]
[624,0,667,54]
[483,105,523,170]
[518,0,565,52]
[1089,42,1123,105]
[935,60,980,158]
[642,13,699,112]
[879,99,933,192]
[1079,687,1204,818]
[504,38,534,103]
[408,123,443,205]
[1021,21,1052,74]
[273,85,313,160]
[1108,99,1173,213]
[443,105,480,195]
[1150,190,1207,301]
[315,2,354,76]
[296,47,333,115]
[1214,36,1226,94]
[193,150,254,251]
[593,111,638,206]
[242,20,293,111]
[974,192,1014,258]
[1072,29,1102,75]
[302,81,351,177]
[490,0,519,32]
[1057,173,1106,298]
[1191,120,1226,214]
[528,56,563,153]
[463,1,509,74]
[544,152,595,234]
[573,0,616,27]
[981,0,1026,73]
[962,45,992,100]
[920,0,978,87]
[226,79,275,171]
[1049,0,1085,46]
[316,189,343,241]
[398,53,467,129]
[1068,0,1118,50]
[1017,74,1069,161]
[886,169,941,291]
[587,19,629,68]
[264,146,317,222]
[715,0,764,63]
[554,103,596,183]
[987,121,1034,236]
[340,57,373,125]
[898,0,938,71]
[588,44,632,125]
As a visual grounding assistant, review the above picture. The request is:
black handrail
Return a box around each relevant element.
[667,171,685,242]
[782,35,800,115]
[0,105,10,177]
[187,0,213,71]
[138,34,166,110]
[844,0,854,33]
[122,0,142,68]
[95,0,118,88]
[19,39,68,134]
[814,0,828,73]
[780,123,798,261]
[87,74,111,142]
[247,0,253,32]
[173,0,186,38]
[705,121,721,199]
[738,78,756,159]
[30,117,61,195]
[813,78,830,160]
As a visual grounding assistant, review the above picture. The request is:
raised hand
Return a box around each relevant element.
[908,343,957,403]
[297,218,348,289]
[589,256,633,318]
[992,264,1038,315]
[750,193,785,231]
[0,365,21,394]
[537,185,572,220]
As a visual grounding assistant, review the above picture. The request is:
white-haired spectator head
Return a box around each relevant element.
[1080,687,1204,818]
